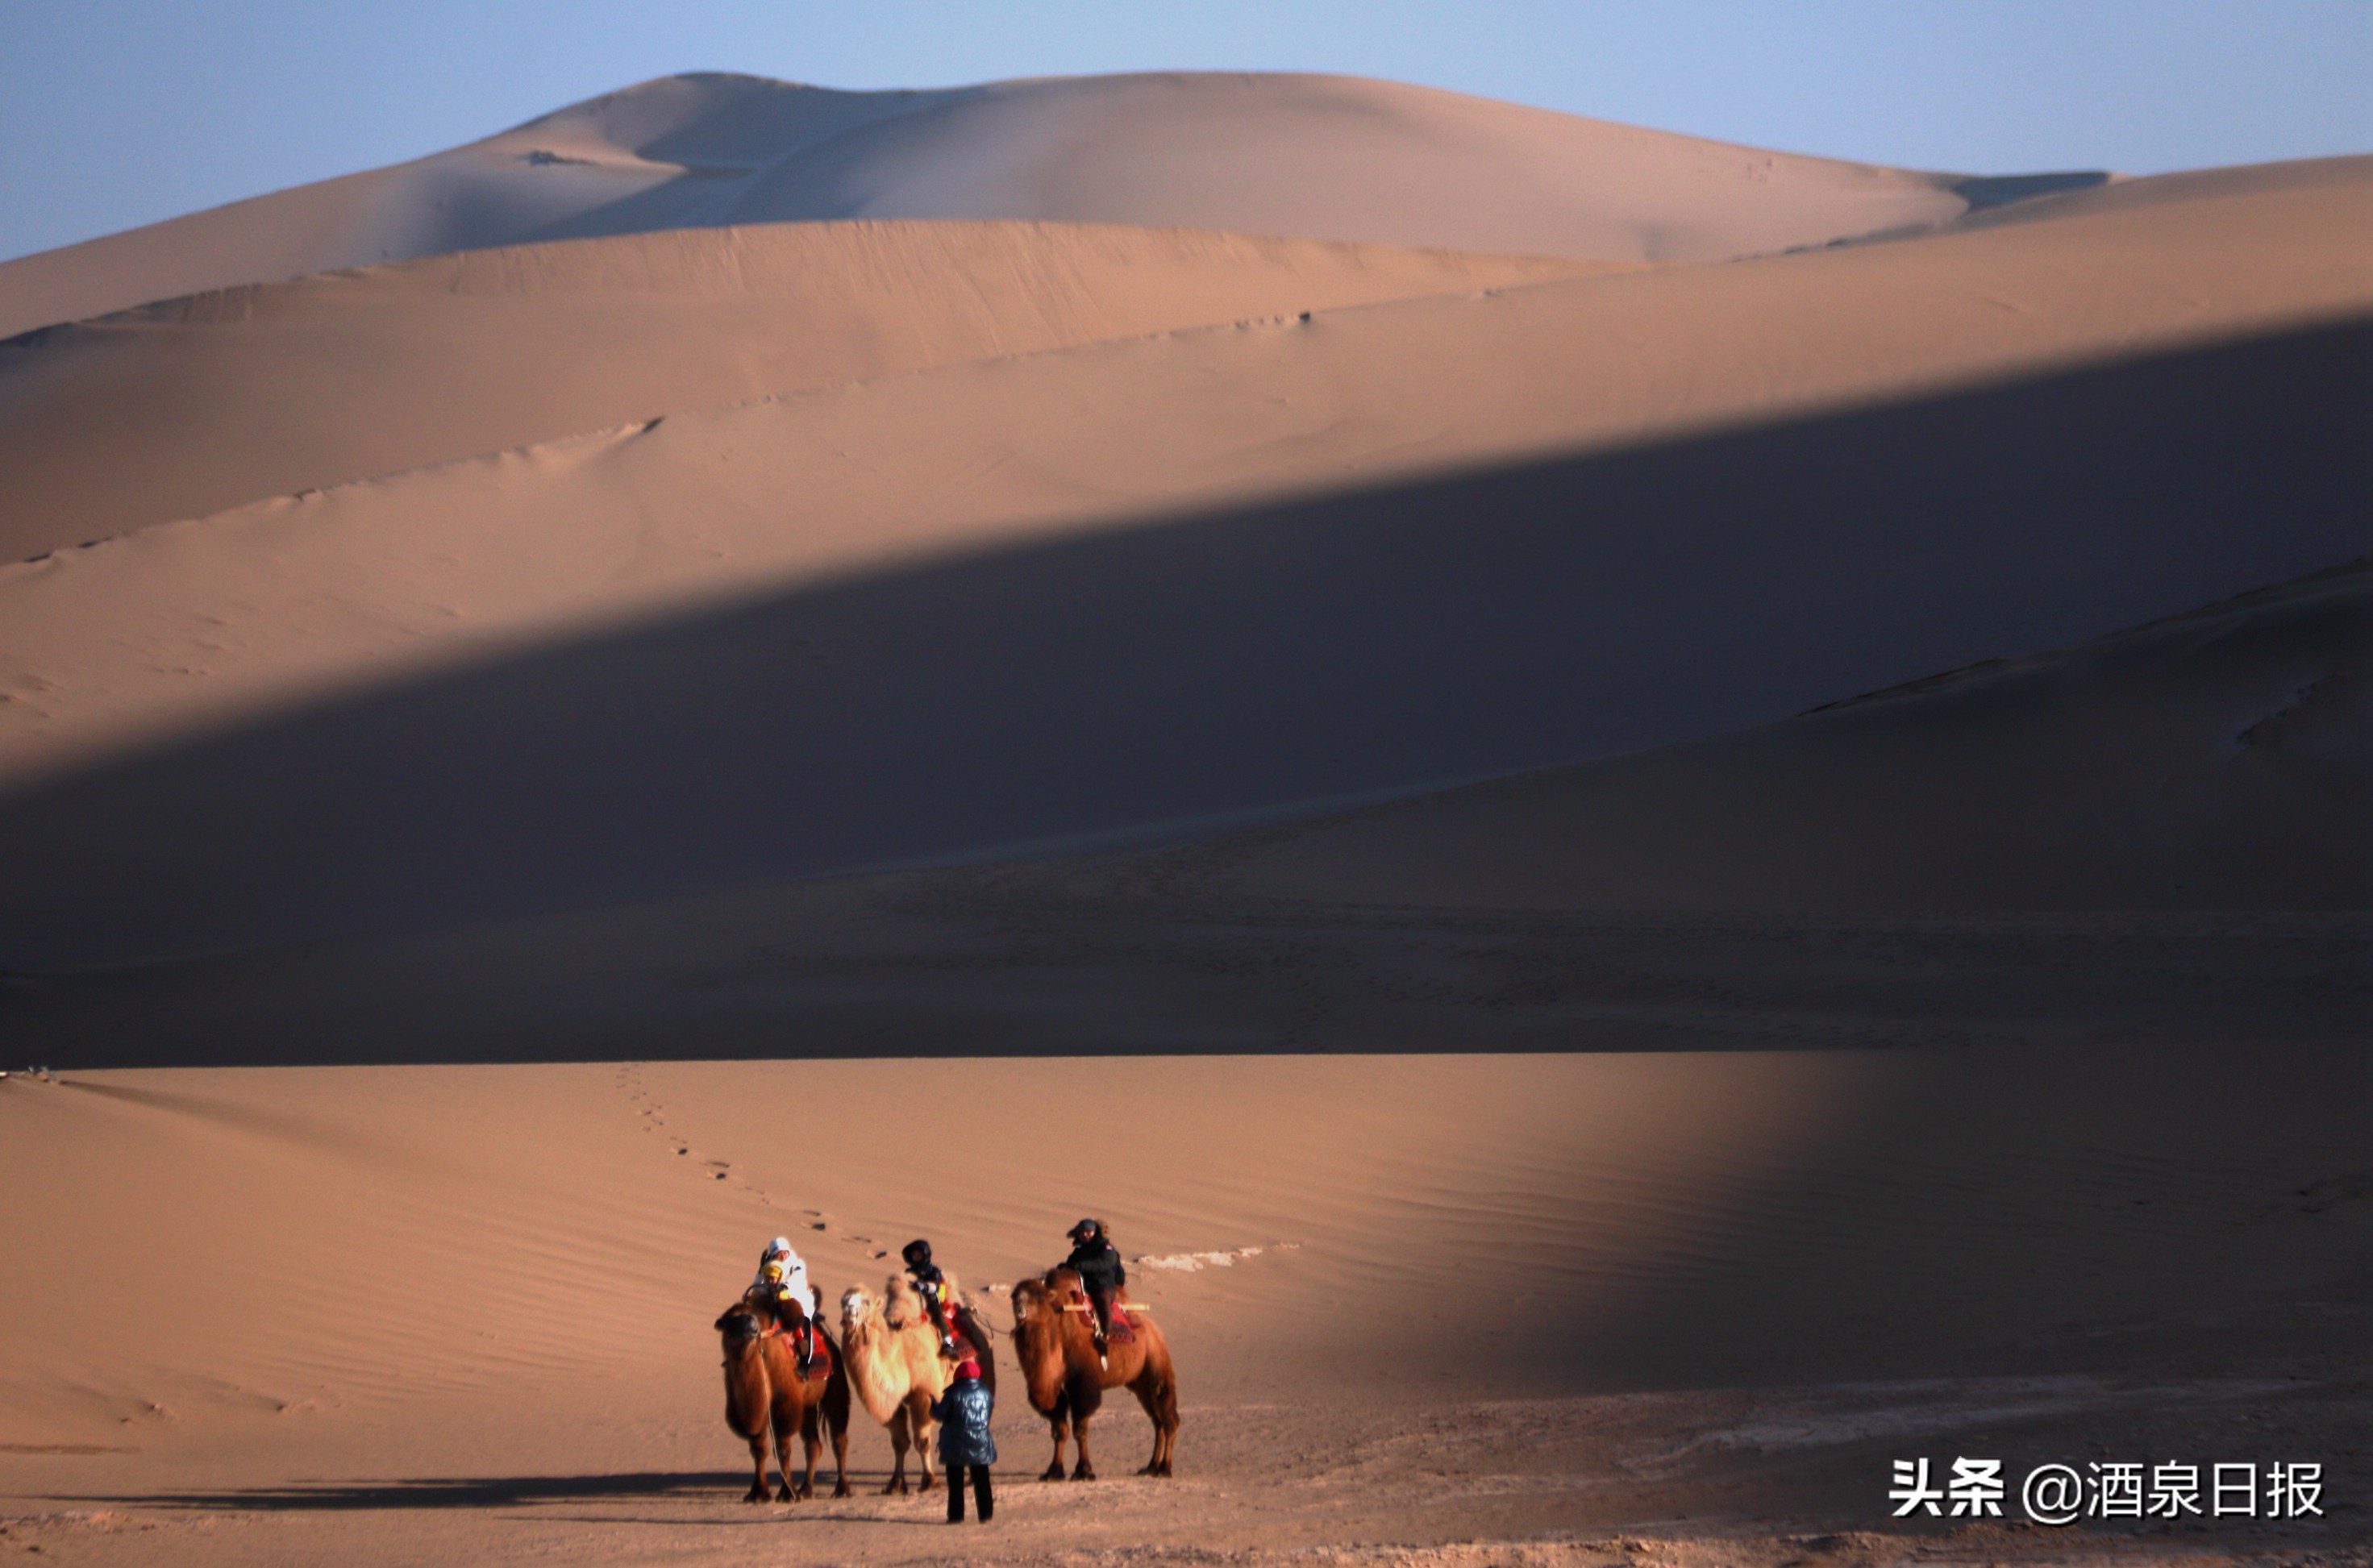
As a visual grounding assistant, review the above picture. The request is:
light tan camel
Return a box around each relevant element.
[838,1274,970,1495]
[1010,1267,1180,1479]
[713,1294,853,1502]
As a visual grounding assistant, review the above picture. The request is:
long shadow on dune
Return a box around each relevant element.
[0,317,2365,979]
[75,1470,751,1510]
[74,1467,935,1512]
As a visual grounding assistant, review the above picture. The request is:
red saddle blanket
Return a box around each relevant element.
[1068,1286,1135,1345]
[768,1320,831,1379]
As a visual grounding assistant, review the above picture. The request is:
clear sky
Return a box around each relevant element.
[3,0,2367,264]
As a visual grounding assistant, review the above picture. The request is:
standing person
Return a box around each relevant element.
[750,1236,820,1371]
[932,1357,997,1523]
[1063,1219,1126,1361]
[901,1238,960,1356]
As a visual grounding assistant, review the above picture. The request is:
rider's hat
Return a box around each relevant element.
[1066,1218,1100,1241]
[902,1238,932,1263]
[762,1260,787,1283]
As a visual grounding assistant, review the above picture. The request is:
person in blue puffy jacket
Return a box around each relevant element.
[931,1357,997,1523]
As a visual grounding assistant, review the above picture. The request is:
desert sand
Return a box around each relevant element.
[0,67,2366,1568]
[0,223,1611,555]
[0,71,1975,338]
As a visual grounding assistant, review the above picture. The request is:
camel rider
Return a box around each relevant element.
[1063,1219,1126,1358]
[749,1236,821,1370]
[901,1239,960,1357]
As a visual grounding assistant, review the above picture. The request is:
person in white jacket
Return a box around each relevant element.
[749,1236,821,1370]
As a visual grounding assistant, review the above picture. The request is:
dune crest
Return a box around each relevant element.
[0,70,1980,335]
[0,221,1610,557]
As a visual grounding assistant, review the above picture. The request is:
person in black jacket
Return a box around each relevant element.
[901,1238,960,1356]
[931,1357,996,1523]
[1062,1218,1126,1358]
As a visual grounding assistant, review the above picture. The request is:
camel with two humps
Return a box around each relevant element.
[1010,1267,1179,1479]
[713,1292,852,1502]
[838,1273,997,1495]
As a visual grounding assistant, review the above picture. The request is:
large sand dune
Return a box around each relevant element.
[15,566,2361,1067]
[0,223,1608,555]
[1,66,2366,1568]
[0,160,2363,969]
[0,72,1985,337]
[1203,561,2373,914]
[1,1045,2363,1566]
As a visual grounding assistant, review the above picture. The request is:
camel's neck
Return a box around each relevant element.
[1013,1315,1070,1409]
[722,1343,769,1428]
[840,1321,911,1423]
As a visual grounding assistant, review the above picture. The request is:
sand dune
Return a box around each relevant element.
[0,222,1605,556]
[0,161,2363,969]
[1,1046,2362,1565]
[1200,561,2373,913]
[0,71,1984,337]
[2,62,2367,1568]
[15,568,2361,1067]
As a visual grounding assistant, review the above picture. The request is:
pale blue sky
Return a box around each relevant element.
[3,1,2367,264]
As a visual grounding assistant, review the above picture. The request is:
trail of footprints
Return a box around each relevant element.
[610,1063,894,1261]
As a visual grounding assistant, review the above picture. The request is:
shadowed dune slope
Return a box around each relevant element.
[0,318,2363,977]
[1946,152,2373,234]
[9,569,2364,1068]
[2,160,2363,788]
[0,70,1979,335]
[1164,561,2373,913]
[0,160,2366,971]
[0,222,1606,557]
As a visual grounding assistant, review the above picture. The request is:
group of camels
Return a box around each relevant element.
[714,1265,1180,1503]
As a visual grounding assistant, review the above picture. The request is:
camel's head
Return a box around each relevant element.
[714,1300,766,1356]
[1010,1274,1055,1329]
[839,1283,877,1336]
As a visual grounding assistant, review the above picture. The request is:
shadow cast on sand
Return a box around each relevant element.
[70,1468,934,1512]
[0,315,2363,996]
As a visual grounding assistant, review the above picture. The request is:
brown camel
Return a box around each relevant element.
[713,1294,853,1502]
[1010,1267,1180,1480]
[837,1274,993,1495]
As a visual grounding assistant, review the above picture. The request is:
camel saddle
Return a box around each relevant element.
[1065,1284,1135,1345]
[760,1315,831,1379]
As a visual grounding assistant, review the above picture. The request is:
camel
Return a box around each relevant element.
[713,1295,853,1502]
[837,1273,995,1495]
[1010,1267,1180,1480]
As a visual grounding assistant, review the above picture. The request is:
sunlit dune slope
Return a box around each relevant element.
[0,70,1978,335]
[0,162,2364,970]
[2,1047,2360,1464]
[0,222,1607,556]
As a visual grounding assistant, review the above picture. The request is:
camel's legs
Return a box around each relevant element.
[1072,1414,1096,1481]
[910,1392,940,1492]
[830,1420,852,1498]
[774,1423,799,1501]
[884,1407,912,1495]
[793,1404,820,1500]
[1042,1411,1071,1481]
[1130,1375,1179,1476]
[743,1432,772,1504]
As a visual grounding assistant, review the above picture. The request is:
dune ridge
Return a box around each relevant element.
[0,162,2361,975]
[4,160,2363,792]
[0,222,1609,557]
[0,70,1987,336]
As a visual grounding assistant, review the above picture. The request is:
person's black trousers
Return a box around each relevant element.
[946,1462,993,1521]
